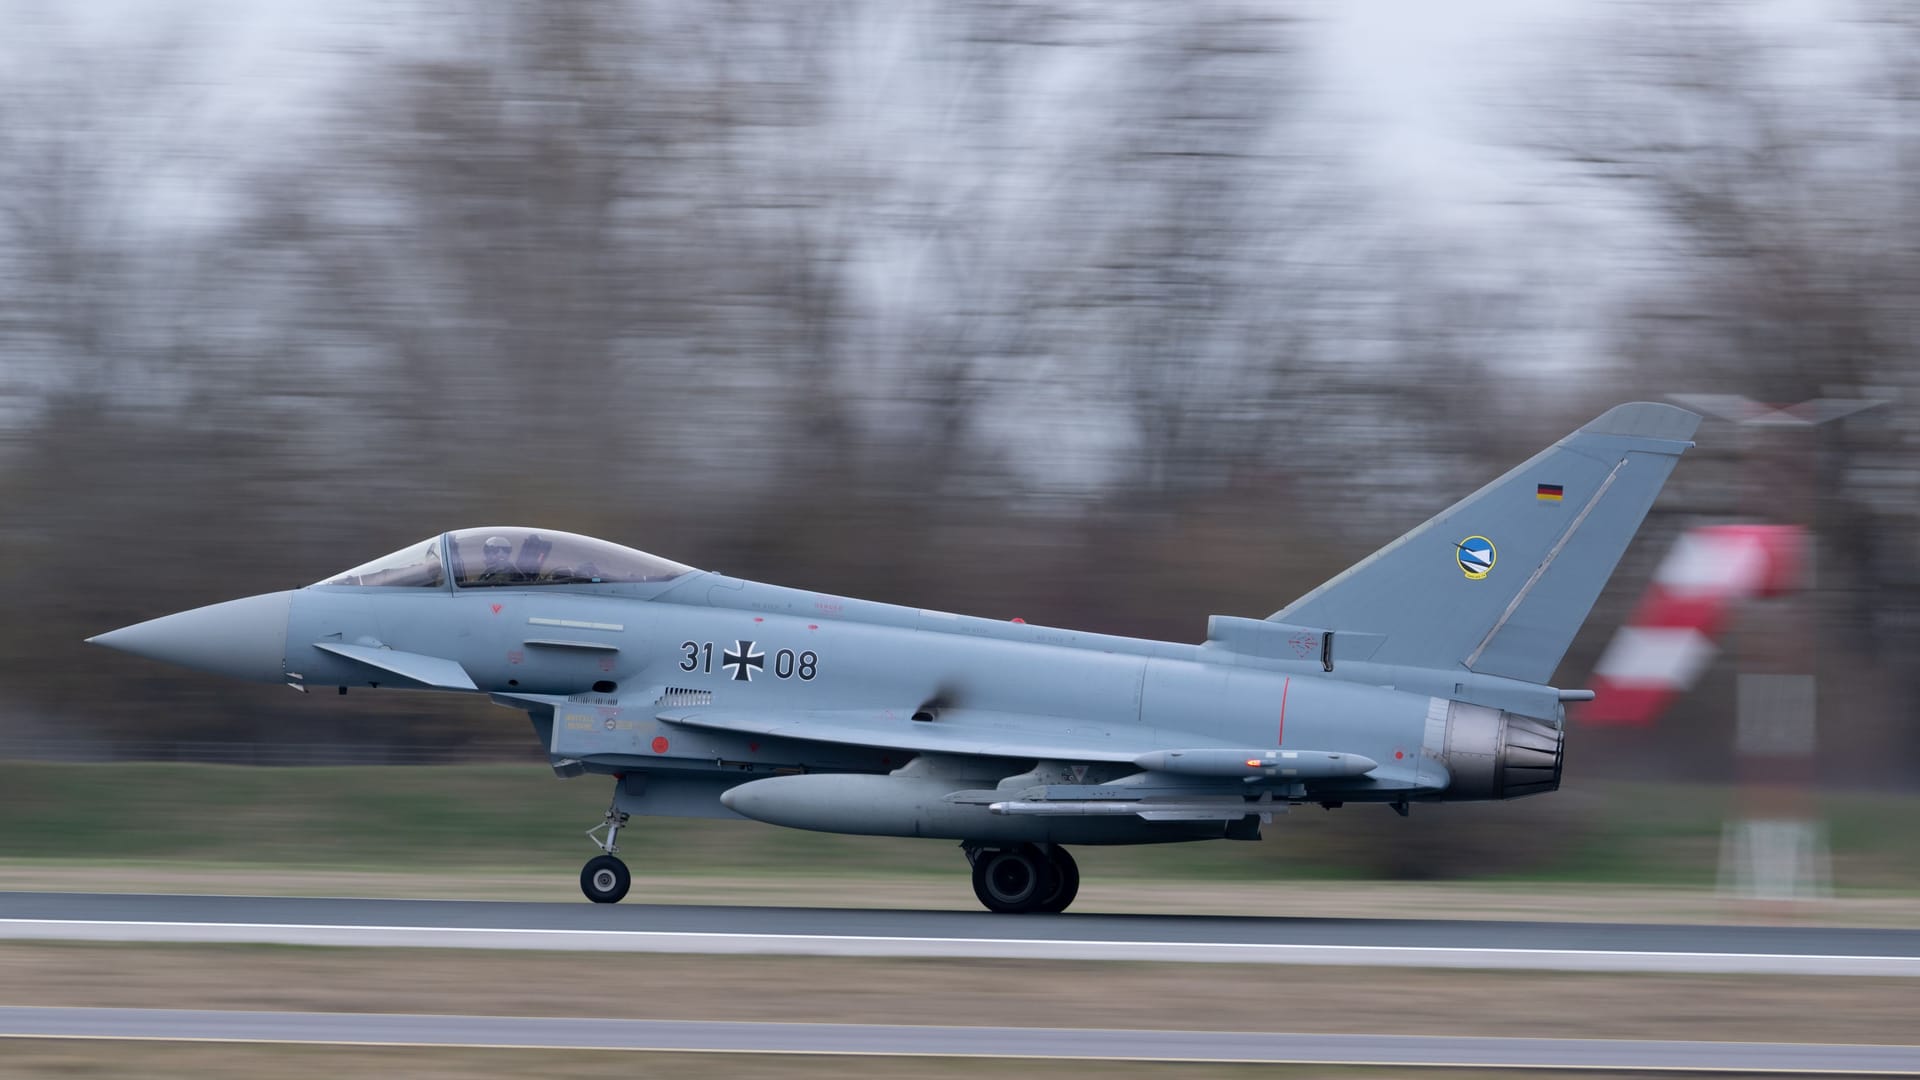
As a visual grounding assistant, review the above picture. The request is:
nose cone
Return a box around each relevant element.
[87,591,294,684]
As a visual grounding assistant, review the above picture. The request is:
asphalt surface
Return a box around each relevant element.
[4,891,1919,975]
[2,1006,1917,1072]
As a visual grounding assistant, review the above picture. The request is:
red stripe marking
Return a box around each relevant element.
[1277,677,1290,745]
[1635,587,1737,635]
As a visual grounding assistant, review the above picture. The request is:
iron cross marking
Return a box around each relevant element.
[722,639,765,682]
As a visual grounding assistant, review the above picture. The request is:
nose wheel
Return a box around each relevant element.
[967,843,1079,914]
[581,854,631,904]
[581,801,632,904]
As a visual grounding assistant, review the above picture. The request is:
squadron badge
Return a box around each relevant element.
[1457,536,1497,580]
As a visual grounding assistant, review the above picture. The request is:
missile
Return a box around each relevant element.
[988,799,1273,820]
[1132,748,1377,779]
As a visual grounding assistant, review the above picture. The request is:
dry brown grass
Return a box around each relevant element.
[0,943,1914,1046]
[0,1042,1653,1080]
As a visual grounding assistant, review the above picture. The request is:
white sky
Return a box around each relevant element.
[1315,0,1575,213]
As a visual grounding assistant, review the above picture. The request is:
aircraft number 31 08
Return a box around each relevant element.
[680,639,817,682]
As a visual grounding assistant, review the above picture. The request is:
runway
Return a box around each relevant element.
[4,891,1919,975]
[2,1006,1917,1072]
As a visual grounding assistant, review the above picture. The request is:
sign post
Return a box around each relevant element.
[1674,395,1881,905]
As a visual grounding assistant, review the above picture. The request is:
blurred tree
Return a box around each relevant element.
[1543,2,1920,775]
[0,0,1751,783]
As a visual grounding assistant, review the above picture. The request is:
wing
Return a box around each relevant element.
[658,706,1187,763]
[657,706,1379,783]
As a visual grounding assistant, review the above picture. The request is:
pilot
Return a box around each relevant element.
[474,535,528,585]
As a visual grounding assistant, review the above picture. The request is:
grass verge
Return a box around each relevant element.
[2,761,1915,899]
[0,1043,1651,1080]
[1,942,1917,1045]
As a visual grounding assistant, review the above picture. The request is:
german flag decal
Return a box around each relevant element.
[1536,483,1564,502]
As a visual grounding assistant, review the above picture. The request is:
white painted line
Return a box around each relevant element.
[1,919,1915,976]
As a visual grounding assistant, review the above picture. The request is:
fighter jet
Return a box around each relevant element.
[88,403,1699,912]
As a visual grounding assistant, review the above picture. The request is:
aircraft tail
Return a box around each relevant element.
[1270,402,1701,684]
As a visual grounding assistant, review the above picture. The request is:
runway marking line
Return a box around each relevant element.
[0,1032,1915,1074]
[0,918,1913,967]
[5,1004,1920,1046]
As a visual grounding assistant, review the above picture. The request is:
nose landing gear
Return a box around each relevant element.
[964,843,1080,914]
[581,854,630,903]
[581,803,631,904]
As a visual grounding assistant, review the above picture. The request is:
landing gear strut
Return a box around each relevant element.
[581,803,631,904]
[965,843,1079,914]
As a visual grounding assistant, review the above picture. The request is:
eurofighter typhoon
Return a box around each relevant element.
[89,403,1699,912]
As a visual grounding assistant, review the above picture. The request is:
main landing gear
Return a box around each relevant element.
[581,804,631,904]
[965,843,1079,914]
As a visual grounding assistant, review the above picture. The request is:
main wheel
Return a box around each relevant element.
[580,854,631,904]
[971,846,1056,913]
[1035,846,1079,913]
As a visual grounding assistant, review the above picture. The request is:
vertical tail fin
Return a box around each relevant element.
[1270,403,1701,683]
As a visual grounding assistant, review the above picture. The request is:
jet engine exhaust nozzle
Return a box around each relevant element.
[1440,702,1564,801]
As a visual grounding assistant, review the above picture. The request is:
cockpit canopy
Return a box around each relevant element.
[445,527,693,587]
[320,537,445,588]
[317,528,694,589]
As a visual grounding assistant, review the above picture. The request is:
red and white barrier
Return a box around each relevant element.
[1578,524,1805,726]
